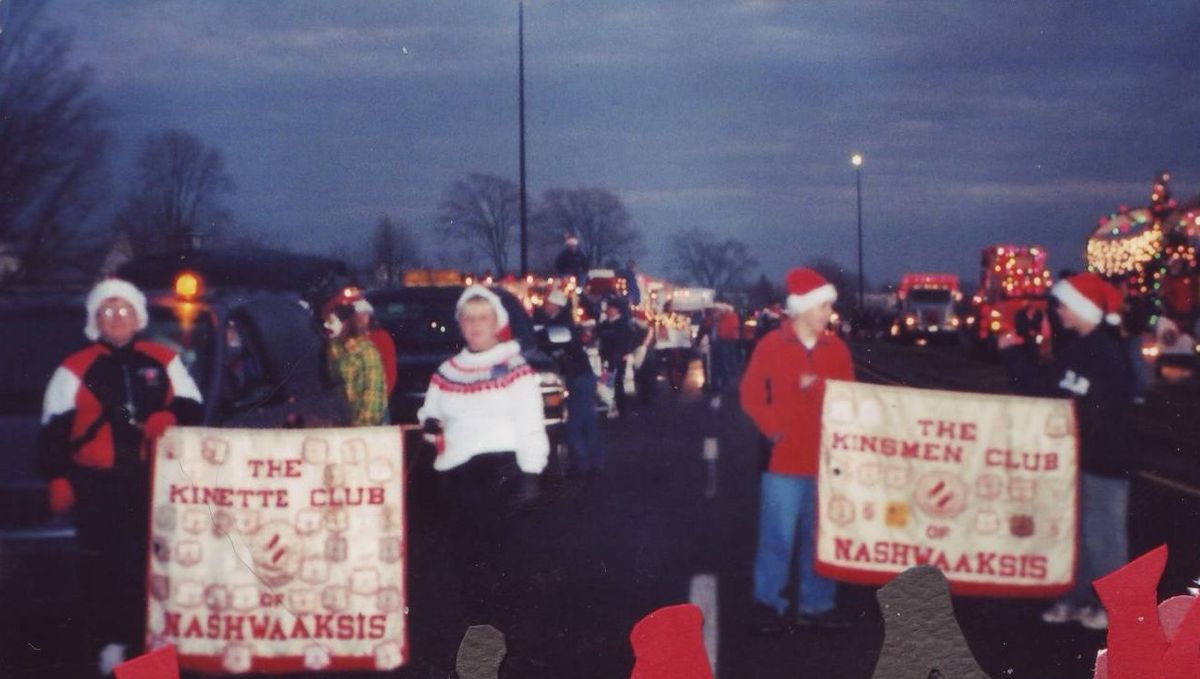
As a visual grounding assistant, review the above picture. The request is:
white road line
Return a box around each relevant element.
[703,437,719,499]
[1139,470,1200,500]
[688,573,719,676]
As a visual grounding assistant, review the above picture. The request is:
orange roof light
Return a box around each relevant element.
[174,271,203,300]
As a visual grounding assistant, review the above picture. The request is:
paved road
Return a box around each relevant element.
[4,348,1199,678]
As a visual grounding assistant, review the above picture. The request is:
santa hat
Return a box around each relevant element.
[565,236,579,247]
[85,278,148,341]
[785,268,837,316]
[546,288,569,307]
[1052,272,1122,326]
[456,284,510,329]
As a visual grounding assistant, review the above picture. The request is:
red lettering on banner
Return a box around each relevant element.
[985,448,1059,472]
[168,485,289,508]
[183,617,203,638]
[832,433,851,450]
[268,619,288,640]
[311,487,386,507]
[916,419,978,440]
[976,551,997,575]
[291,618,311,639]
[248,458,304,478]
[314,614,335,639]
[224,615,245,640]
[164,611,181,636]
[953,554,972,573]
[369,615,387,639]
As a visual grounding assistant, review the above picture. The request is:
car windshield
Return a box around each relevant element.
[908,289,952,304]
[373,294,464,348]
[0,306,89,417]
[144,304,216,394]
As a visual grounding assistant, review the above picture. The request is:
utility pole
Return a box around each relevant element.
[518,2,529,276]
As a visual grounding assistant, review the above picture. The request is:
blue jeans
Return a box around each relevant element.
[1064,472,1129,606]
[753,473,836,615]
[565,373,604,472]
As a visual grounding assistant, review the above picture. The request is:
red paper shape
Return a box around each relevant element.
[1092,545,1200,679]
[629,604,713,679]
[113,644,180,679]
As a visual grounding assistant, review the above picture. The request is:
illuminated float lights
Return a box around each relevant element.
[1086,223,1164,278]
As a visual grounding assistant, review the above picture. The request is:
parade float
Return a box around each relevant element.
[966,245,1053,355]
[1085,171,1200,378]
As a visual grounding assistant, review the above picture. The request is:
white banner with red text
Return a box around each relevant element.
[145,427,407,673]
[816,380,1078,597]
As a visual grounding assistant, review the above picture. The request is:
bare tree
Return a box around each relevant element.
[370,215,420,287]
[670,227,758,295]
[537,187,641,268]
[112,129,235,255]
[438,173,519,274]
[0,2,111,286]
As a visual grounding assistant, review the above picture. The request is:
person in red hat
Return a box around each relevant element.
[1000,272,1134,631]
[740,267,855,633]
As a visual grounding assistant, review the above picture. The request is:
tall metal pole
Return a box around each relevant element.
[518,2,529,276]
[855,164,864,311]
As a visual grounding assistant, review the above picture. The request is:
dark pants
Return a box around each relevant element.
[565,373,604,472]
[438,453,525,617]
[665,349,690,390]
[70,465,151,655]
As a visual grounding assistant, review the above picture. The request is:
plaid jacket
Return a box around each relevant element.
[328,336,388,426]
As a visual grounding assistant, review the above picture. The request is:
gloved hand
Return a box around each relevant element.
[516,473,541,508]
[48,477,74,515]
[421,419,445,453]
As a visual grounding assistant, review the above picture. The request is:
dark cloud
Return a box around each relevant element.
[48,0,1200,285]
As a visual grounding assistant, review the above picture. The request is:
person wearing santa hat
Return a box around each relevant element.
[418,284,548,612]
[740,268,856,633]
[36,277,204,675]
[1000,272,1134,631]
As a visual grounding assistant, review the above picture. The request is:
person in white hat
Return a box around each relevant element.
[1000,271,1132,630]
[418,284,548,610]
[37,277,204,674]
[351,295,398,403]
[740,267,856,633]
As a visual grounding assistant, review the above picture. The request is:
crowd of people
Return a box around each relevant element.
[31,244,1153,674]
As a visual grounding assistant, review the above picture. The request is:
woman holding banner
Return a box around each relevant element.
[37,278,204,675]
[417,284,548,615]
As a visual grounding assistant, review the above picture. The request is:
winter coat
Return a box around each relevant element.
[555,248,591,279]
[740,323,855,476]
[597,316,634,367]
[38,340,204,478]
[417,339,549,474]
[1003,326,1133,478]
[533,306,593,379]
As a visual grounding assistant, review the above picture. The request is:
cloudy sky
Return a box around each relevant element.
[41,0,1200,286]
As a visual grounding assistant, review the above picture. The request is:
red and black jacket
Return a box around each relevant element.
[37,339,204,478]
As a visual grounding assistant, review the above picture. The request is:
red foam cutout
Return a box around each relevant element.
[113,644,180,679]
[629,604,713,679]
[1092,545,1200,679]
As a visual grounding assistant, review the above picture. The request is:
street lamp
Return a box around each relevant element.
[851,153,864,312]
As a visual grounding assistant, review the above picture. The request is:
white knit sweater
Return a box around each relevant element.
[417,340,549,473]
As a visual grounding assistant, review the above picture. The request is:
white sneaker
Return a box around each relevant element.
[1077,605,1109,630]
[1041,602,1077,624]
[98,642,126,676]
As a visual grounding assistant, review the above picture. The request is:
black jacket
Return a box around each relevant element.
[554,248,590,278]
[1002,327,1133,477]
[533,307,594,380]
[597,316,633,367]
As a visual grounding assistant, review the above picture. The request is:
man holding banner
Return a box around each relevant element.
[1001,272,1133,630]
[740,268,855,634]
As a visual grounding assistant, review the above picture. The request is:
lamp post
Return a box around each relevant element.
[851,153,864,312]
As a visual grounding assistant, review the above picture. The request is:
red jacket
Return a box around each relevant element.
[716,310,740,341]
[739,323,854,476]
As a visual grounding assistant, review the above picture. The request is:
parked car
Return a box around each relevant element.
[365,285,567,473]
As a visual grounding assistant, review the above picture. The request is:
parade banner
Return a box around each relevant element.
[145,427,407,674]
[816,380,1078,597]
